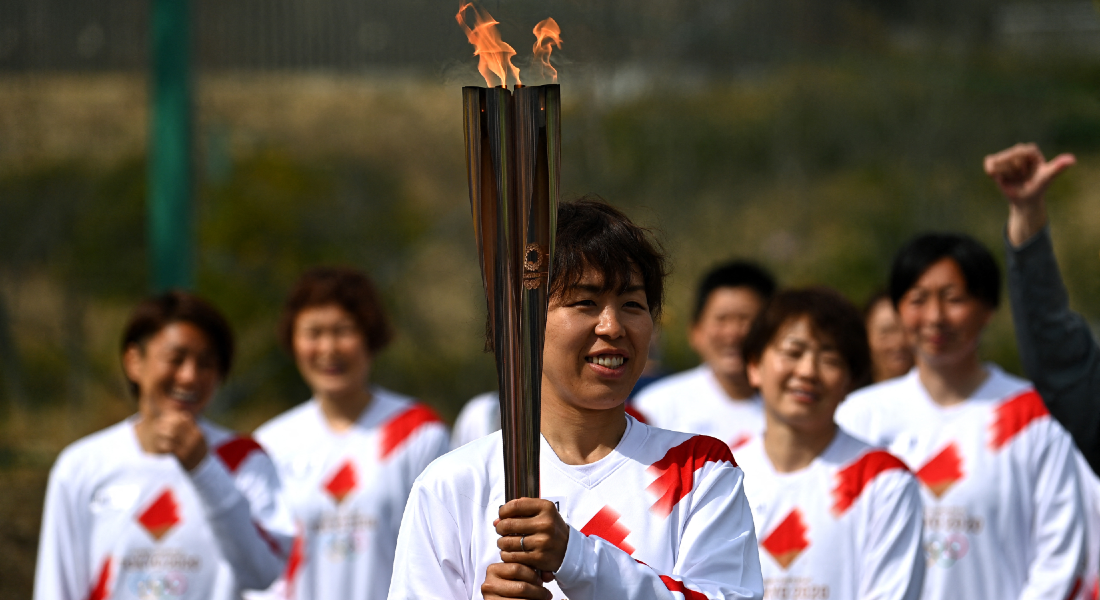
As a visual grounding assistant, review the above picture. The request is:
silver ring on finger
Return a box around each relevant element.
[520,535,527,553]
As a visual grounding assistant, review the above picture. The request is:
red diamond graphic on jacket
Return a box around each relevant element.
[761,508,810,569]
[580,505,635,555]
[915,443,964,498]
[324,460,358,504]
[137,489,181,542]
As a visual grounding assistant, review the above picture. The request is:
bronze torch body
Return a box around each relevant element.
[462,84,561,501]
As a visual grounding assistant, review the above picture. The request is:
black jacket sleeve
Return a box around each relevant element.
[1006,226,1100,475]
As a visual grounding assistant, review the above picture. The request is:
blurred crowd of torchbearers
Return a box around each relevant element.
[4,0,1100,594]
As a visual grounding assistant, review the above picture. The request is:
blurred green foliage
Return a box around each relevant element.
[3,52,1100,433]
[559,54,1100,375]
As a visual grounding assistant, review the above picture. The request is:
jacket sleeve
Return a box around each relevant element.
[834,394,887,448]
[553,462,763,600]
[189,446,296,590]
[34,455,93,600]
[404,423,450,488]
[860,472,925,600]
[1019,422,1086,600]
[1006,226,1100,475]
[388,481,472,600]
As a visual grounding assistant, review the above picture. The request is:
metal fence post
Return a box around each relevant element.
[148,0,194,291]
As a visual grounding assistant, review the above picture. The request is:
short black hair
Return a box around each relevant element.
[889,233,1000,309]
[551,197,669,319]
[120,290,235,398]
[743,286,872,390]
[693,261,776,323]
[279,267,393,355]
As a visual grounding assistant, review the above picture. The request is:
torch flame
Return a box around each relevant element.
[532,18,562,83]
[456,3,522,88]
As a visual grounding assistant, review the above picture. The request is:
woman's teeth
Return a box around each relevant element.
[170,390,197,403]
[588,356,624,368]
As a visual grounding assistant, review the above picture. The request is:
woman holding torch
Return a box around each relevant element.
[34,291,295,600]
[388,199,764,600]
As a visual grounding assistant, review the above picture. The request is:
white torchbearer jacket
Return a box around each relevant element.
[633,365,764,450]
[34,416,296,600]
[451,392,500,450]
[737,430,925,600]
[388,415,764,600]
[451,392,651,451]
[252,388,449,600]
[835,365,1087,600]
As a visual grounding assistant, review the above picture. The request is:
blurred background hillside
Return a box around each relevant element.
[3,0,1100,594]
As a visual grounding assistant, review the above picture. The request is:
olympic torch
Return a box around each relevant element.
[458,4,562,501]
[462,84,559,501]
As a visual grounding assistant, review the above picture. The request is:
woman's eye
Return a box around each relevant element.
[821,354,845,368]
[624,300,646,310]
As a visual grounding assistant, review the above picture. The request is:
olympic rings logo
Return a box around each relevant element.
[125,572,188,598]
[324,533,363,561]
[925,533,969,568]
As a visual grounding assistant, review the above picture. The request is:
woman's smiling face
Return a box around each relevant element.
[292,304,373,402]
[124,321,222,419]
[749,316,851,433]
[540,266,653,413]
[897,257,993,369]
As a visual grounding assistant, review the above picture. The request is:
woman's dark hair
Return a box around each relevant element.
[278,266,393,354]
[862,288,892,321]
[120,290,235,398]
[551,197,669,318]
[743,286,872,390]
[693,260,776,323]
[889,232,1001,309]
